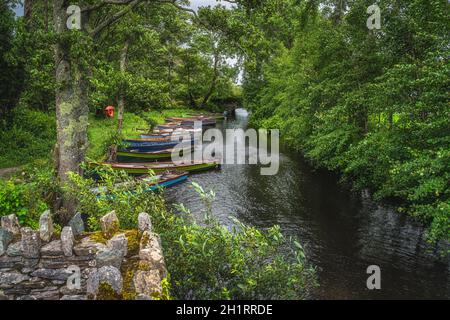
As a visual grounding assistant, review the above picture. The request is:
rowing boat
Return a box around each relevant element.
[156,123,196,130]
[123,137,170,143]
[101,160,220,174]
[122,139,192,152]
[138,171,189,191]
[166,117,216,127]
[152,127,202,135]
[90,171,189,195]
[117,146,193,160]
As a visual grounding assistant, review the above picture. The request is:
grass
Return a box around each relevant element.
[87,108,210,161]
[87,113,148,160]
[0,108,211,169]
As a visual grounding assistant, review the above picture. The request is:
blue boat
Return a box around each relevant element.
[142,172,188,191]
[91,171,188,198]
[122,140,191,152]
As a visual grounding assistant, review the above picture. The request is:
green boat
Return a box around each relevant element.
[118,150,172,160]
[101,160,220,174]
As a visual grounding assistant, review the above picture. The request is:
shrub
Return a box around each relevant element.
[0,108,55,168]
[66,169,317,299]
[0,164,56,228]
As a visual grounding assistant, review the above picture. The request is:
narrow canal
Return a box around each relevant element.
[166,109,449,299]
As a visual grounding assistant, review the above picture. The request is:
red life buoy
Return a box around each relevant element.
[104,106,115,118]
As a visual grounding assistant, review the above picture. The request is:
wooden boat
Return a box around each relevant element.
[91,171,188,195]
[187,113,225,119]
[140,133,192,139]
[138,133,173,138]
[156,123,195,130]
[137,171,189,191]
[166,117,216,127]
[122,139,193,152]
[117,146,193,160]
[102,160,220,174]
[123,137,170,143]
[152,127,202,135]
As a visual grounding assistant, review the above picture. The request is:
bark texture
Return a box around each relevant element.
[53,0,89,222]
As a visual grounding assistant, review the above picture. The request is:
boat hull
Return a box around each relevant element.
[117,150,172,160]
[145,173,188,191]
[117,146,193,161]
[122,140,192,152]
[91,172,189,197]
[105,161,220,174]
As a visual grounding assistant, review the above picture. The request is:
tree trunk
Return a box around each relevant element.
[44,0,49,32]
[117,40,129,134]
[168,55,173,105]
[201,51,219,108]
[186,60,197,108]
[107,40,129,163]
[24,0,33,30]
[54,0,89,223]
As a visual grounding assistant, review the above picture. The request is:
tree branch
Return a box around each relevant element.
[89,0,144,38]
[82,0,136,13]
[154,0,199,19]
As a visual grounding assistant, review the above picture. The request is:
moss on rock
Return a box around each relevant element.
[97,283,122,300]
[124,229,139,256]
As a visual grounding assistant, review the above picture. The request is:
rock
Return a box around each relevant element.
[15,278,48,290]
[86,266,123,297]
[139,249,167,278]
[60,282,86,295]
[6,241,22,257]
[1,214,20,235]
[60,295,87,300]
[139,230,161,251]
[68,212,85,236]
[0,271,30,286]
[95,248,122,269]
[29,288,60,300]
[39,255,95,269]
[0,255,22,269]
[100,211,120,238]
[21,227,41,258]
[0,290,8,300]
[31,268,72,281]
[16,295,37,300]
[107,233,128,257]
[73,237,107,256]
[21,258,39,270]
[0,228,13,256]
[135,294,152,300]
[138,212,152,233]
[5,287,31,295]
[133,270,162,297]
[40,240,63,257]
[138,230,166,278]
[61,227,74,256]
[39,210,54,242]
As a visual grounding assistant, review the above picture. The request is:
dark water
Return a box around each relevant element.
[165,109,449,300]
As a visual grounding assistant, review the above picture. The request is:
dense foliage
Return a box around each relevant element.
[0,162,57,228]
[0,1,241,168]
[65,168,316,299]
[241,0,450,242]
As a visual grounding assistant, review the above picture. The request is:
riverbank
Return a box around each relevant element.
[165,110,449,299]
[0,108,208,170]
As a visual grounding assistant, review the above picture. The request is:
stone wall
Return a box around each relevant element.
[0,211,167,300]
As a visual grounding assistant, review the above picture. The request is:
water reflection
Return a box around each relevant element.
[165,109,449,299]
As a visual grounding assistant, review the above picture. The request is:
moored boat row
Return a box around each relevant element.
[91,113,225,194]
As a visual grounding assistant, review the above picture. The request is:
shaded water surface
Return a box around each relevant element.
[165,109,449,299]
